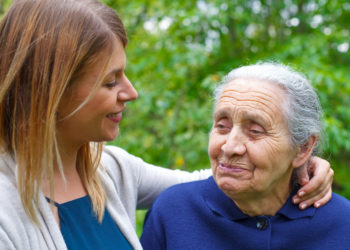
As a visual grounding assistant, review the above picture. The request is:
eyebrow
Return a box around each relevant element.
[106,68,123,76]
[213,109,230,120]
[214,108,269,126]
[241,111,268,126]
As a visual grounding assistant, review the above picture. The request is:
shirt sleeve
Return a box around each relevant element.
[103,145,211,209]
[136,160,211,209]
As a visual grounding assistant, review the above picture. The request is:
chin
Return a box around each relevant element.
[105,134,119,142]
[104,128,119,141]
[215,175,243,191]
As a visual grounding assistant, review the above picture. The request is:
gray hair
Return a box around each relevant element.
[214,62,322,153]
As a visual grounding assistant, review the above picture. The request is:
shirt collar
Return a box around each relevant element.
[276,189,316,219]
[204,177,249,221]
[204,177,316,221]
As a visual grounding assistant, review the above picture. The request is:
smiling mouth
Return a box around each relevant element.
[219,163,247,173]
[106,112,122,123]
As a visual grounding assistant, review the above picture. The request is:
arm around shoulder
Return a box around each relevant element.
[103,145,211,209]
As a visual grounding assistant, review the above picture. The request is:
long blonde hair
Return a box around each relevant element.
[0,0,128,223]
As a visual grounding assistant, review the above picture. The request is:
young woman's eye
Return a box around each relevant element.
[104,81,117,88]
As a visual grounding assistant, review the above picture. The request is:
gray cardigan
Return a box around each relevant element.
[0,146,211,249]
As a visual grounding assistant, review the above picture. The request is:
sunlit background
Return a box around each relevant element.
[105,0,350,194]
[102,0,350,235]
[1,0,349,236]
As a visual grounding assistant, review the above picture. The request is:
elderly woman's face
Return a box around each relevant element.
[208,78,297,200]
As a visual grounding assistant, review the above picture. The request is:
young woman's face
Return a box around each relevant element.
[57,37,138,148]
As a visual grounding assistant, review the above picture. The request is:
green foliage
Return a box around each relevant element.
[103,0,350,199]
[0,0,11,15]
[101,0,350,234]
[2,0,349,236]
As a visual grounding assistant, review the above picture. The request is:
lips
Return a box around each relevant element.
[106,112,122,123]
[219,163,247,173]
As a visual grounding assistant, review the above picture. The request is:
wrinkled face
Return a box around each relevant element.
[208,78,297,200]
[57,37,138,148]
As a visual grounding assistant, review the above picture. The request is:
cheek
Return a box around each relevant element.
[208,134,221,159]
[245,140,276,169]
[83,93,111,113]
[253,136,282,157]
[264,138,292,164]
[247,139,293,176]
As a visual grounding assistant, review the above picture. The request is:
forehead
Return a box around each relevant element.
[94,37,126,74]
[214,78,286,124]
[65,37,125,101]
[75,38,125,83]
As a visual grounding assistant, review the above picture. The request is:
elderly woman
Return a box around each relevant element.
[140,63,350,250]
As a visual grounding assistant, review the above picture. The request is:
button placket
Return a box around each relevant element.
[256,216,269,230]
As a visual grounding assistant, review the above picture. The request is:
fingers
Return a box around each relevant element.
[313,189,332,208]
[292,156,333,209]
[293,184,332,210]
[295,164,310,186]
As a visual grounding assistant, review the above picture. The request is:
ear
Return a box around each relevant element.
[292,135,318,168]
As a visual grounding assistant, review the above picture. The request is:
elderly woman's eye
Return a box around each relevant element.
[217,124,226,129]
[248,124,265,136]
[215,120,231,133]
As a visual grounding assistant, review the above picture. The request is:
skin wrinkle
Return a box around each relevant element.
[220,88,283,118]
[215,102,275,130]
[209,79,299,216]
[218,101,277,123]
[215,96,286,136]
[220,82,283,106]
[217,79,285,132]
[219,79,294,147]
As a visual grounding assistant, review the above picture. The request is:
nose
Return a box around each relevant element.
[118,75,138,102]
[221,127,246,156]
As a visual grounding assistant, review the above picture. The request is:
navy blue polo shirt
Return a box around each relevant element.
[141,177,350,250]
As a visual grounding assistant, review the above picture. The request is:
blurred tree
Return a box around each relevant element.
[0,0,11,15]
[102,0,350,200]
[1,0,349,235]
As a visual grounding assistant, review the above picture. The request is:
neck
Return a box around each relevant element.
[42,139,87,203]
[57,143,80,174]
[233,182,292,217]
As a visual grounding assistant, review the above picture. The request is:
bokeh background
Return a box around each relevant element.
[1,0,349,236]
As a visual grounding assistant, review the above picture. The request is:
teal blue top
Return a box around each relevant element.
[47,196,132,250]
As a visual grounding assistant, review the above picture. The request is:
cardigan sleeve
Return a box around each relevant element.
[135,160,211,209]
[102,145,211,209]
[0,227,16,250]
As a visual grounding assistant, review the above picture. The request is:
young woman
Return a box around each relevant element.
[0,0,333,249]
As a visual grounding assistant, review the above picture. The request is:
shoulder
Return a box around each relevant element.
[152,178,209,209]
[101,145,151,171]
[0,154,19,208]
[144,179,209,226]
[331,192,350,204]
[314,192,350,226]
[102,145,139,165]
[322,192,350,212]
[0,156,34,247]
[100,145,144,179]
